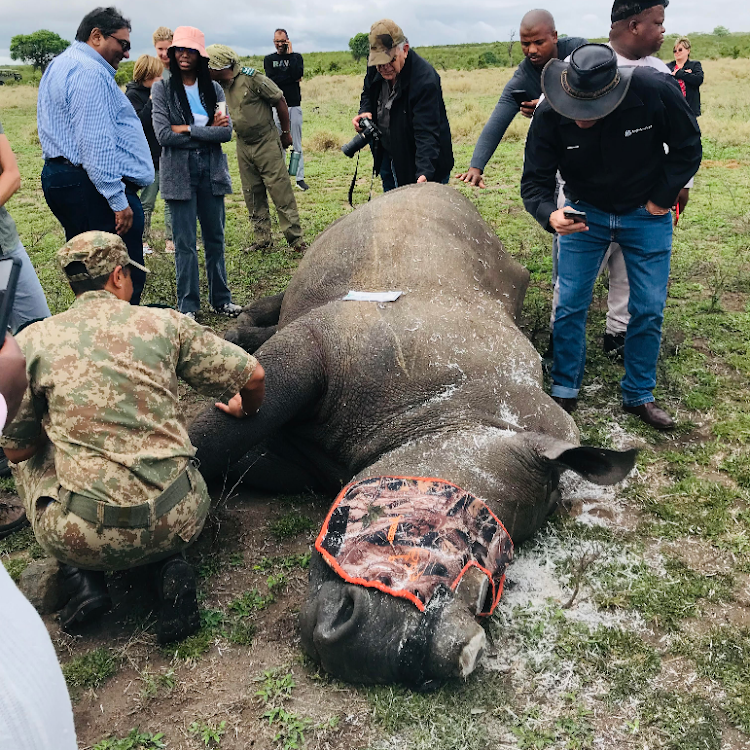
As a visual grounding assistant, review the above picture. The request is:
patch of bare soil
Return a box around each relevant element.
[50,487,373,750]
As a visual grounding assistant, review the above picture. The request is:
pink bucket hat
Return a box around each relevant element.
[170,26,207,58]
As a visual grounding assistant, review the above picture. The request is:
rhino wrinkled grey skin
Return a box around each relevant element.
[189,184,636,687]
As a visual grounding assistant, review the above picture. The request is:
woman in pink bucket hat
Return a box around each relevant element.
[151,26,242,319]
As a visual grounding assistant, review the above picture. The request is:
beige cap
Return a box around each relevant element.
[57,231,148,281]
[368,19,406,66]
[206,44,239,71]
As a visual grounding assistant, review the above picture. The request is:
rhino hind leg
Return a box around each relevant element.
[224,293,285,353]
[241,293,285,327]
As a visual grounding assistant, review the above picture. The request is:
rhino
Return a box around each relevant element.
[189,184,635,688]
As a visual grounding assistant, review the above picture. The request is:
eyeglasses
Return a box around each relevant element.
[174,47,199,55]
[104,33,131,53]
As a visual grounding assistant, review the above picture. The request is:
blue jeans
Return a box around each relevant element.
[167,150,232,314]
[139,169,172,241]
[3,241,51,333]
[41,161,146,304]
[552,200,672,407]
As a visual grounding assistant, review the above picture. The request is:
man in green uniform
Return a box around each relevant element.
[1,231,265,643]
[207,44,306,253]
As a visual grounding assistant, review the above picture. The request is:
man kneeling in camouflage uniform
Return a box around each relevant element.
[1,232,265,642]
[206,44,306,253]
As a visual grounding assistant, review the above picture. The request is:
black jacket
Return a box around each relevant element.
[521,67,702,230]
[667,59,703,116]
[125,81,161,169]
[359,51,454,185]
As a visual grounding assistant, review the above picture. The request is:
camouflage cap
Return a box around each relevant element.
[57,231,149,281]
[206,44,239,71]
[368,19,406,66]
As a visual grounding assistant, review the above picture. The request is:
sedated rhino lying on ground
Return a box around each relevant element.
[189,183,635,689]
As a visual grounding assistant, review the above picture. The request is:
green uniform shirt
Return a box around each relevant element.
[2,291,257,505]
[223,65,283,145]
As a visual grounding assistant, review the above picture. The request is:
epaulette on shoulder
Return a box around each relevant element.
[241,67,256,77]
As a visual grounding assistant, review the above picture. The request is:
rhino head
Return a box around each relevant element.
[300,436,637,687]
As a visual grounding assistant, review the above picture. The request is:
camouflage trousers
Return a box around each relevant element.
[12,442,210,571]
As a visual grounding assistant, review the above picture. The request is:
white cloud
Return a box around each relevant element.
[1,0,748,62]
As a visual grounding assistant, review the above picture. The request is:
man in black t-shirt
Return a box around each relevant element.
[264,29,308,190]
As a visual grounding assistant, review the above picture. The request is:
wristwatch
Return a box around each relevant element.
[281,130,290,134]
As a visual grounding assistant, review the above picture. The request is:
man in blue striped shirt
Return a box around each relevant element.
[38,7,154,304]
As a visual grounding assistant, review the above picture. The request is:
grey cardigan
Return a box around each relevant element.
[151,79,233,200]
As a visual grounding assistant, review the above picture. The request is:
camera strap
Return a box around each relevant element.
[348,152,361,207]
[348,152,377,208]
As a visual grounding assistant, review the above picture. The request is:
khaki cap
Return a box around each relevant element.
[57,231,149,281]
[206,44,239,71]
[368,19,406,66]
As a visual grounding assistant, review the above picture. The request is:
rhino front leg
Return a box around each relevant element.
[189,321,326,484]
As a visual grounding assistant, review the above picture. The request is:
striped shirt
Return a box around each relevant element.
[38,42,154,213]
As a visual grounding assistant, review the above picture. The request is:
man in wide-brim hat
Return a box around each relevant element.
[521,43,701,429]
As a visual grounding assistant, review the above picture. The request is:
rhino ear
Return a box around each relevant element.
[541,440,638,486]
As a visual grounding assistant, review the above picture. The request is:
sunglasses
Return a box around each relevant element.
[104,33,131,53]
[174,47,199,55]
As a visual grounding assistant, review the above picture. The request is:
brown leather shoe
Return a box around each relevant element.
[623,402,675,430]
[0,496,29,540]
[552,396,578,414]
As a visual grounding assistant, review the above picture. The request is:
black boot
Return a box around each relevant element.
[155,555,200,644]
[58,565,111,631]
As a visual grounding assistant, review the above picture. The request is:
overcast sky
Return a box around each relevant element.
[2,0,748,64]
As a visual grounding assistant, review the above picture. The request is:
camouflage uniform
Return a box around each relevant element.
[1,234,257,570]
[219,61,303,247]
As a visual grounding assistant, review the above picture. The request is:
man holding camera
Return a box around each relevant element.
[353,19,453,190]
[264,29,308,191]
[0,231,265,642]
[521,44,701,429]
[208,45,305,253]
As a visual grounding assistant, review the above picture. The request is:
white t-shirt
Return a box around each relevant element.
[0,393,6,433]
[0,564,78,749]
[185,82,209,128]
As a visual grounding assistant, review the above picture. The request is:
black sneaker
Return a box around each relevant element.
[296,180,310,191]
[603,332,626,359]
[156,556,200,644]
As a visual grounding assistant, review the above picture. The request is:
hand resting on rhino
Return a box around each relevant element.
[189,184,636,687]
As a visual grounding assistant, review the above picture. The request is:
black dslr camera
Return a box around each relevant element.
[342,118,381,158]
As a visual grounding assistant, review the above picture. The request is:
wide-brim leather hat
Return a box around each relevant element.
[541,43,634,121]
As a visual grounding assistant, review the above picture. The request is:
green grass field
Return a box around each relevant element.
[1,59,750,750]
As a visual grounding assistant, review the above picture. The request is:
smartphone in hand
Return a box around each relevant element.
[0,257,22,342]
[563,209,588,225]
[510,89,529,107]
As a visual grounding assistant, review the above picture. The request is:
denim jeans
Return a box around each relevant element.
[41,161,146,304]
[139,169,172,241]
[2,241,51,333]
[167,150,232,314]
[551,200,672,407]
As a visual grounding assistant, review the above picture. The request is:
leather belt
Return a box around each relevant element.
[47,156,82,168]
[57,466,193,529]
